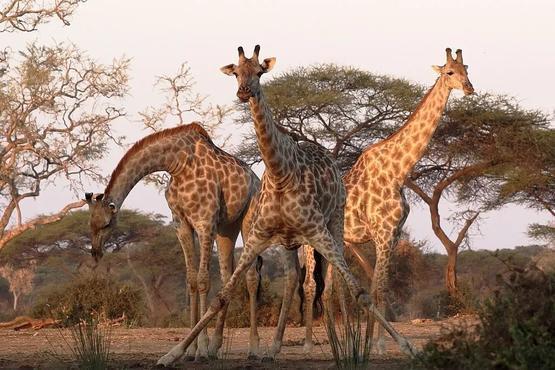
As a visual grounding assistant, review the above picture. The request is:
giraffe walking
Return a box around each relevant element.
[157,45,414,366]
[301,48,474,353]
[85,122,263,360]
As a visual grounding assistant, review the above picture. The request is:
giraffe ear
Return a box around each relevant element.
[431,65,443,74]
[220,64,236,76]
[261,57,276,73]
[85,192,93,203]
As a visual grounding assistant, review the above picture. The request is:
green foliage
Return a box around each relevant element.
[413,267,555,370]
[32,275,144,326]
[528,223,555,246]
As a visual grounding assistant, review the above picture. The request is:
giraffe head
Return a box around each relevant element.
[432,48,474,95]
[85,192,117,262]
[220,44,276,102]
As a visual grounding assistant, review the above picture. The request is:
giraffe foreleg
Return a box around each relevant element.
[157,230,270,366]
[175,223,199,361]
[266,248,299,360]
[246,256,262,359]
[208,230,239,358]
[195,224,216,360]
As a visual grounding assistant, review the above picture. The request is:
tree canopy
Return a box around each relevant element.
[234,64,424,172]
[233,63,555,293]
[0,42,129,249]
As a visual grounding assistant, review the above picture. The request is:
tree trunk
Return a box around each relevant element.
[126,251,156,314]
[12,291,19,312]
[445,248,458,296]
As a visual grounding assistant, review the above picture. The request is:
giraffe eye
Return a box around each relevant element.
[446,71,454,76]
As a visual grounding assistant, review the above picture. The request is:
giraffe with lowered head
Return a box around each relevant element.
[301,48,474,353]
[85,122,263,360]
[157,45,415,366]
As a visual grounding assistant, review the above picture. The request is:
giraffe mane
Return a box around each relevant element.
[105,122,212,195]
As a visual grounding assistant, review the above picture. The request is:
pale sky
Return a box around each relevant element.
[2,0,553,252]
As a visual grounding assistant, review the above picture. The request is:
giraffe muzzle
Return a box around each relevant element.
[463,82,475,95]
[237,86,252,102]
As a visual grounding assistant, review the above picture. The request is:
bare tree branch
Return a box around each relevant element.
[0,200,86,249]
[0,0,85,32]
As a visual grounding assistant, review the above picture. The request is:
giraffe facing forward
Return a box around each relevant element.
[85,123,262,360]
[157,45,415,366]
[302,48,474,353]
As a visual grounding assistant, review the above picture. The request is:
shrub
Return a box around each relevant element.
[32,275,144,326]
[412,265,555,369]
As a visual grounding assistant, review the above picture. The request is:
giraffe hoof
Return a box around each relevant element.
[247,354,259,361]
[181,355,195,362]
[400,339,418,357]
[303,342,314,353]
[194,355,208,362]
[156,353,179,367]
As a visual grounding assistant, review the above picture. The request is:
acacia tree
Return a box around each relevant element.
[234,64,423,172]
[0,262,34,311]
[406,94,552,294]
[0,0,84,32]
[234,64,554,295]
[0,42,129,250]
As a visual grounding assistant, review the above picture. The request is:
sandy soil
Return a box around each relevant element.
[0,318,462,369]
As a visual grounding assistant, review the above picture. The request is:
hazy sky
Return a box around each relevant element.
[2,0,553,252]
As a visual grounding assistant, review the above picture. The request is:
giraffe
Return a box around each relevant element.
[157,45,415,366]
[85,122,264,360]
[301,48,474,353]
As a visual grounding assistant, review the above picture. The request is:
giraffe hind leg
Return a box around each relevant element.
[265,248,299,360]
[302,245,317,353]
[246,256,262,359]
[157,230,271,366]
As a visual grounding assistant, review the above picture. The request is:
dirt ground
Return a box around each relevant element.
[0,317,466,369]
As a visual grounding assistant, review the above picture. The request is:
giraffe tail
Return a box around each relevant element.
[313,250,325,319]
[255,255,263,302]
[298,263,307,324]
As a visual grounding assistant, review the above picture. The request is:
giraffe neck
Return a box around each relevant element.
[249,89,296,179]
[104,134,189,208]
[383,77,451,178]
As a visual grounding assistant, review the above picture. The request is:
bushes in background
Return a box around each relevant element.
[32,275,144,326]
[412,265,555,369]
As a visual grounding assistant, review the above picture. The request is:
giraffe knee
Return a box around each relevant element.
[197,270,210,295]
[246,266,260,295]
[209,293,228,312]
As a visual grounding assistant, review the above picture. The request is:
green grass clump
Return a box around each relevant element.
[324,289,371,370]
[67,317,112,370]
